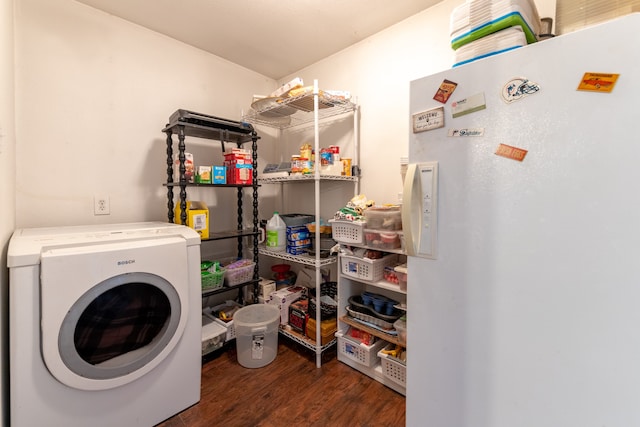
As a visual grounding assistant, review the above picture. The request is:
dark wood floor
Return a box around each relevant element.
[157,336,405,427]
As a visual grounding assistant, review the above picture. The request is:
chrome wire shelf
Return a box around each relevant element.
[279,327,337,353]
[243,92,357,130]
[258,247,337,267]
[258,174,358,184]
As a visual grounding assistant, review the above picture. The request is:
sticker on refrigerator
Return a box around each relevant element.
[577,72,619,92]
[448,128,485,137]
[412,107,444,133]
[433,79,458,104]
[451,93,486,118]
[501,78,540,103]
[495,143,528,162]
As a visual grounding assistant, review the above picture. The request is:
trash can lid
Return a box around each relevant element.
[234,304,280,327]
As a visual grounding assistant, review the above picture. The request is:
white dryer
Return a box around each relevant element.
[7,222,202,427]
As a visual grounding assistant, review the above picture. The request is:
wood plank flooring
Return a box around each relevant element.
[157,336,405,427]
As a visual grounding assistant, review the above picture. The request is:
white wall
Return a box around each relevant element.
[0,0,14,423]
[14,0,275,231]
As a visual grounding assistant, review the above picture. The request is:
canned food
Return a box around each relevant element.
[342,158,352,176]
[291,155,302,174]
[300,157,312,175]
[300,143,312,161]
[320,148,332,166]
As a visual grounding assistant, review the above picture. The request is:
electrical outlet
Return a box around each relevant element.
[94,195,110,215]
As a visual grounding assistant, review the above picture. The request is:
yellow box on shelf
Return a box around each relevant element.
[174,200,209,239]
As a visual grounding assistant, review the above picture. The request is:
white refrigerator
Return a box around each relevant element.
[403,13,640,427]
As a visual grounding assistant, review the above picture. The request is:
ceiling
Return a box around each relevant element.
[74,0,444,80]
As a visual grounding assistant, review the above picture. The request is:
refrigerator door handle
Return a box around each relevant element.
[401,162,438,259]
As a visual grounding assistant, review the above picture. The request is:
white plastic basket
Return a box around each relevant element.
[329,219,365,244]
[340,253,399,282]
[378,345,407,386]
[203,301,243,341]
[225,260,256,286]
[213,318,236,342]
[337,331,388,368]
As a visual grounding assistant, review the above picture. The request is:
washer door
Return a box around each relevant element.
[40,236,190,391]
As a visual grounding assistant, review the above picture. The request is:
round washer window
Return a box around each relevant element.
[58,272,181,380]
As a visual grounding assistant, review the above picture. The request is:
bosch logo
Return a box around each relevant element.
[117,260,136,266]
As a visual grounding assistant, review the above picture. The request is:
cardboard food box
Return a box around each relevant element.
[258,277,276,299]
[174,201,209,239]
[288,298,308,334]
[226,164,253,184]
[196,166,212,183]
[172,152,194,183]
[213,166,227,184]
[267,286,305,325]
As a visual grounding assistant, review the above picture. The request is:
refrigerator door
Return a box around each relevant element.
[406,13,640,427]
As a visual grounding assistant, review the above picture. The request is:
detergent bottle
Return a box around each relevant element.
[266,211,286,252]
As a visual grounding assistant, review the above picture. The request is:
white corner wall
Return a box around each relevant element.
[14,0,275,229]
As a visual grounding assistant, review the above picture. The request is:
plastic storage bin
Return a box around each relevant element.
[364,229,402,249]
[234,304,280,368]
[378,345,407,386]
[203,300,243,341]
[305,317,337,345]
[201,315,226,356]
[363,206,402,230]
[340,253,399,282]
[337,330,388,368]
[201,269,225,291]
[329,219,365,244]
[223,259,256,286]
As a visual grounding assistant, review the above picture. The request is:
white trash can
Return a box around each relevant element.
[233,304,280,368]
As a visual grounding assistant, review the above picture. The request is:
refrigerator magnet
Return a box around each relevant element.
[451,93,486,118]
[495,143,528,162]
[448,128,485,137]
[412,107,444,133]
[577,72,619,93]
[501,78,540,103]
[433,79,458,103]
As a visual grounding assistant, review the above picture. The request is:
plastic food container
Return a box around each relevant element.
[363,206,402,230]
[394,317,407,346]
[394,264,407,291]
[364,229,401,249]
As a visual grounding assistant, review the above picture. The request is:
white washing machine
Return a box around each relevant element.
[7,222,202,427]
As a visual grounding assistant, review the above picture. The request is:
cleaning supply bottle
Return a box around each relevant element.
[266,211,286,252]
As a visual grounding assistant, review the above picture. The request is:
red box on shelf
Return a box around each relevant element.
[226,164,253,184]
[288,298,308,334]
